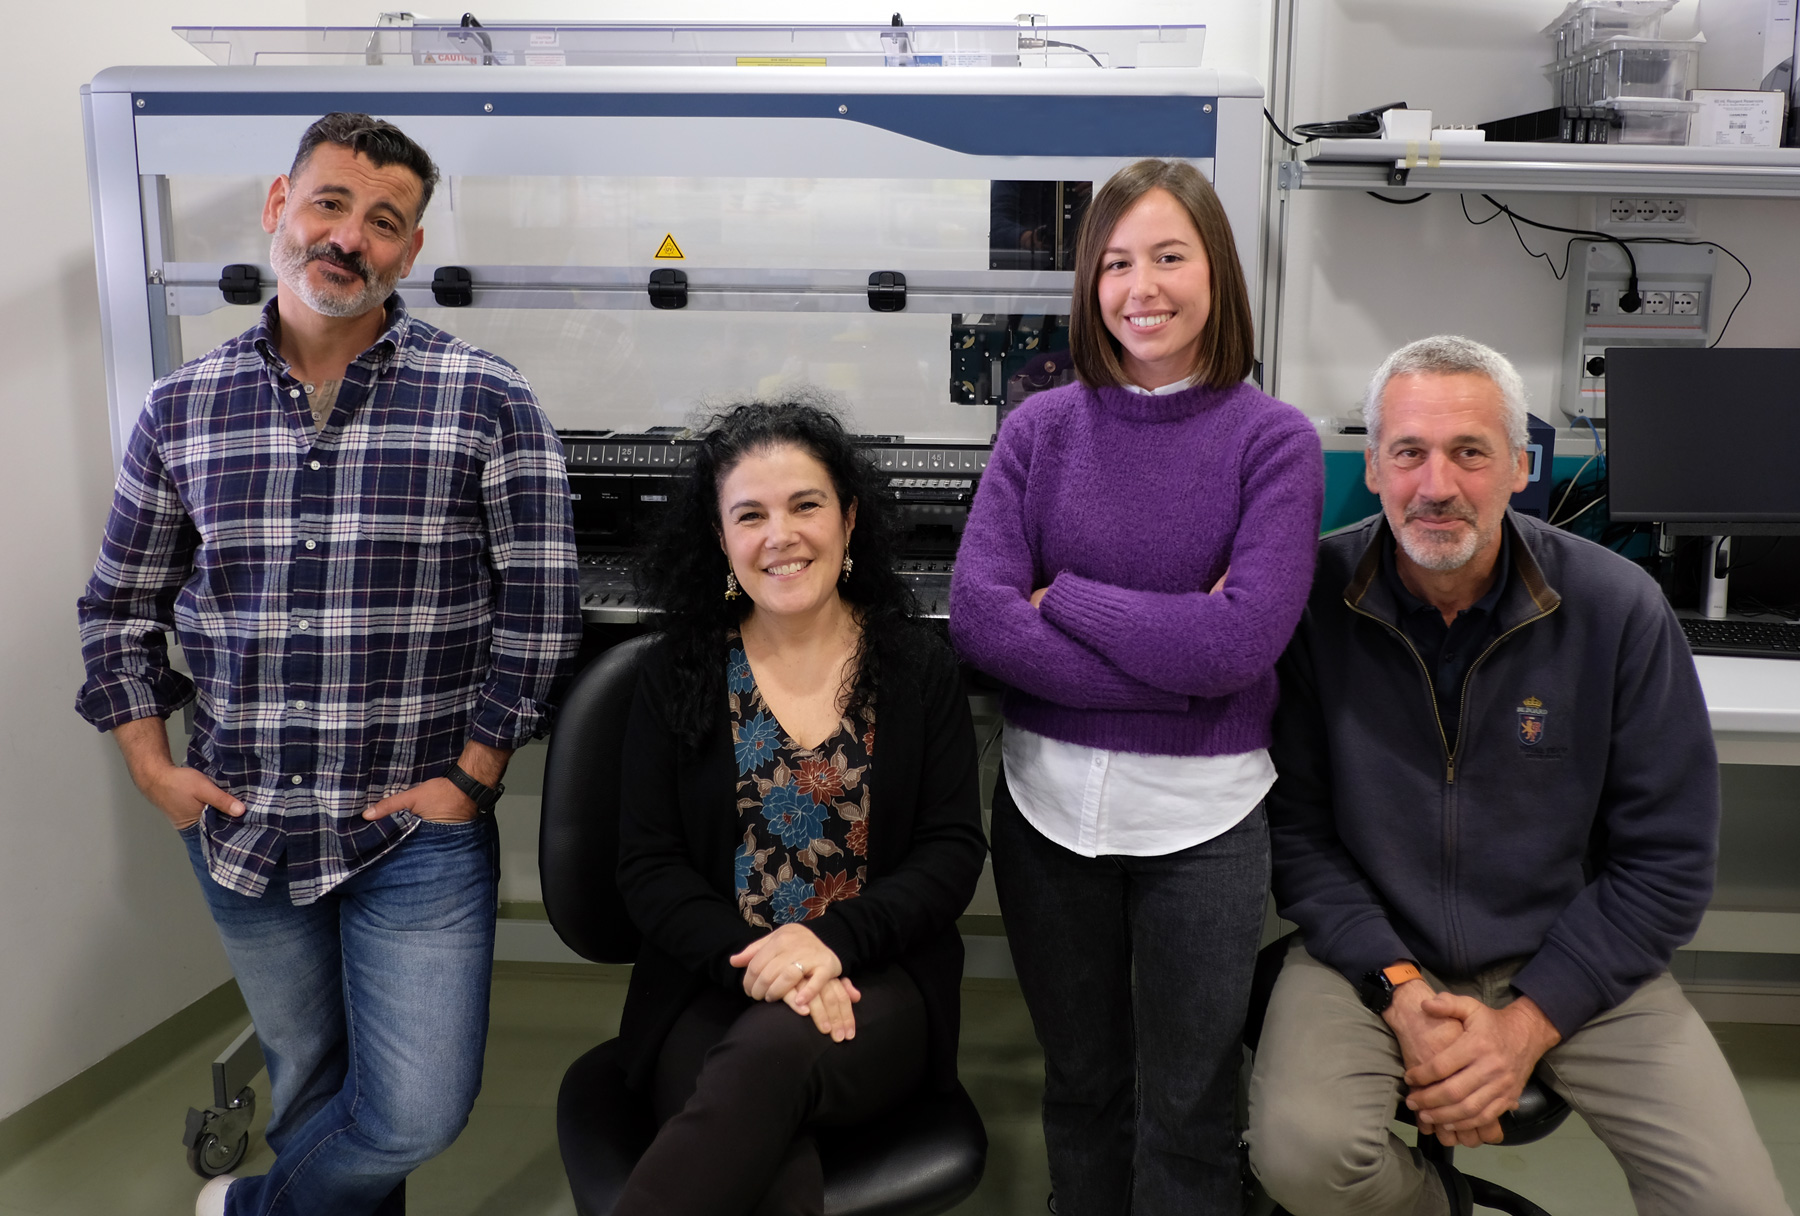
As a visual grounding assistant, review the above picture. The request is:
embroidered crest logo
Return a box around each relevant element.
[1517,696,1547,746]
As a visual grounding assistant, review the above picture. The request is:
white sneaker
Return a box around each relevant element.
[195,1174,235,1216]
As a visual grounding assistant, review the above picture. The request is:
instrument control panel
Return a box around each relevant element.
[561,431,991,625]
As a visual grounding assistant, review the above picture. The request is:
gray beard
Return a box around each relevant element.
[268,221,398,319]
[1397,518,1490,572]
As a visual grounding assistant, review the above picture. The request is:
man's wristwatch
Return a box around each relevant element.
[444,761,504,814]
[1358,960,1423,1014]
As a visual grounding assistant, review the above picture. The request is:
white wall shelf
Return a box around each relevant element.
[1282,139,1800,198]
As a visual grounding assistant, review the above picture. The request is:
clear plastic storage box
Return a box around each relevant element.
[1543,0,1677,60]
[1604,95,1699,143]
[1592,36,1701,100]
[1549,35,1701,108]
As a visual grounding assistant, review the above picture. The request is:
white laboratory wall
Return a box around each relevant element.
[0,2,311,1127]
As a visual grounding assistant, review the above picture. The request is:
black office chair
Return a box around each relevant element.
[1242,933,1571,1216]
[540,633,990,1216]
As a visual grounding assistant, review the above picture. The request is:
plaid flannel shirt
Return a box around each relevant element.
[76,299,581,904]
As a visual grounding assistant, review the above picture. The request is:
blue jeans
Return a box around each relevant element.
[990,776,1270,1216]
[181,816,499,1216]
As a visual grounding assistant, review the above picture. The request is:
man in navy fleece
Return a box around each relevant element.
[1245,335,1791,1216]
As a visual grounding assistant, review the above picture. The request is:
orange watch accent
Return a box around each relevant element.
[1359,958,1424,1012]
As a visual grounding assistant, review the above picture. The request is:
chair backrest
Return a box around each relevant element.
[539,632,661,965]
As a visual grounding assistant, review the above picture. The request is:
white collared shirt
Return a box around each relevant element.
[1126,375,1197,396]
[1002,727,1273,857]
[1000,372,1271,858]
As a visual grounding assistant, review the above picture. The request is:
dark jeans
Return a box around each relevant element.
[990,775,1269,1216]
[614,963,928,1216]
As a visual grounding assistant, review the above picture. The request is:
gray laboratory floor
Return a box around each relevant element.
[0,965,1794,1214]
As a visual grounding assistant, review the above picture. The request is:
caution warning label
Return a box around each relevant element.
[653,234,685,260]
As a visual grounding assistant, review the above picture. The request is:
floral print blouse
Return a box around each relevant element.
[728,645,875,930]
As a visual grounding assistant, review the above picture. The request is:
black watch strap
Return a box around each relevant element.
[444,761,504,813]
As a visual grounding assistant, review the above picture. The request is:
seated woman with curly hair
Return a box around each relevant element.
[609,400,987,1216]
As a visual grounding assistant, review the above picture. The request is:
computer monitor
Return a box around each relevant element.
[1605,347,1800,535]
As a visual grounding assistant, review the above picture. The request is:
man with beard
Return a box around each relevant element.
[76,113,581,1216]
[1244,336,1791,1216]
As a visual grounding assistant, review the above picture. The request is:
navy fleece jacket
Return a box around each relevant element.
[1268,511,1718,1036]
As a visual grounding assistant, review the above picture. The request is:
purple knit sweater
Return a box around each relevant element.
[949,380,1324,756]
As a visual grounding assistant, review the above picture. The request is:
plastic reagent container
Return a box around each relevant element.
[1542,0,1677,60]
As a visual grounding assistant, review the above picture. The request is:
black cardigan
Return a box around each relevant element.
[615,624,987,1094]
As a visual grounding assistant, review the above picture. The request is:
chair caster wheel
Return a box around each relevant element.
[187,1127,249,1177]
[184,1086,255,1178]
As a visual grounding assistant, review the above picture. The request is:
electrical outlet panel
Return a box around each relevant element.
[1586,286,1706,318]
[1563,242,1713,423]
[1598,196,1695,234]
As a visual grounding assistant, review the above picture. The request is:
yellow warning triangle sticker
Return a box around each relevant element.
[653,234,684,260]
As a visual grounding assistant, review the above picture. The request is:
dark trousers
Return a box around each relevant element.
[614,963,928,1216]
[990,775,1269,1216]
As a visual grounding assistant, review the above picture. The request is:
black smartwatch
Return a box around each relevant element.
[1357,960,1423,1014]
[444,761,504,813]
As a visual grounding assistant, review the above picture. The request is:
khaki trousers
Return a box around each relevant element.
[1245,939,1792,1216]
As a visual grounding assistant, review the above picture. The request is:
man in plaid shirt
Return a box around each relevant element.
[76,114,580,1216]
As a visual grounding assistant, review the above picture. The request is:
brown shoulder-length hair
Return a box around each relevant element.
[1068,159,1255,390]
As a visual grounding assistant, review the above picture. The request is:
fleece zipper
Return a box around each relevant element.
[1345,596,1560,972]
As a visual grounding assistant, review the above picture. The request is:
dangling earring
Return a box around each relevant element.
[725,570,742,601]
[840,553,854,583]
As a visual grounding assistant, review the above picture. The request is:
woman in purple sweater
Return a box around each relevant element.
[949,159,1323,1214]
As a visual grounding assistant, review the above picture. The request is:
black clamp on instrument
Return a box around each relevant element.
[432,266,474,307]
[218,264,262,306]
[867,270,907,312]
[648,268,689,309]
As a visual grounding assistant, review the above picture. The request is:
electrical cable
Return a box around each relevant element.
[1577,412,1605,471]
[1718,535,1784,576]
[1550,452,1600,523]
[1459,194,1582,282]
[1557,494,1608,527]
[1292,102,1408,140]
[1263,108,1303,148]
[1628,236,1755,349]
[1042,39,1104,68]
[1736,594,1800,622]
[1450,196,1754,347]
[1471,194,1641,309]
[1265,110,1431,206]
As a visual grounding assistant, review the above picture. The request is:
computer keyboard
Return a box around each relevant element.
[1679,617,1800,659]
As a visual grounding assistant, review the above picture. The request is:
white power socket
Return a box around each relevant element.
[1599,197,1695,233]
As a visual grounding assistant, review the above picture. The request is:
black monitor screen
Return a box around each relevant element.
[1606,347,1800,530]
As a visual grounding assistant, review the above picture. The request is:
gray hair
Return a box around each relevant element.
[1362,335,1530,454]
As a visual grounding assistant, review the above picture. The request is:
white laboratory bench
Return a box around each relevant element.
[1690,659,1800,986]
[1700,655,1800,765]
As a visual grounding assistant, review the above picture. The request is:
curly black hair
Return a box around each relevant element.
[635,397,919,755]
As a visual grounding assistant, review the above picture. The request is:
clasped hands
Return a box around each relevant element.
[1384,979,1563,1147]
[730,923,861,1043]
